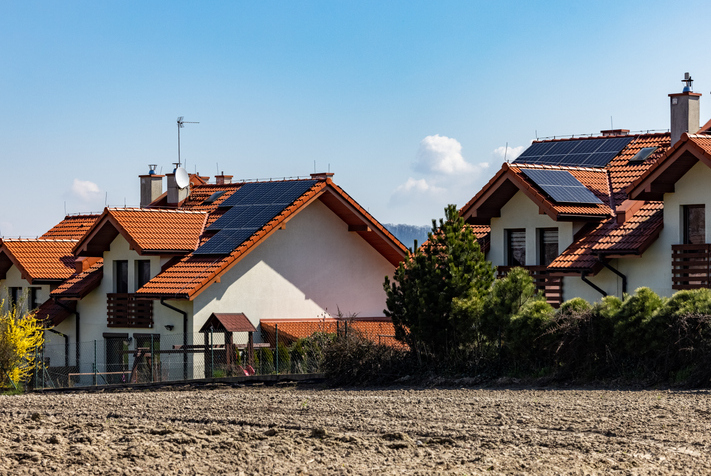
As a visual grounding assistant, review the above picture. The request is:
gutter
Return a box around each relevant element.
[581,271,607,297]
[598,257,627,295]
[160,298,188,379]
[53,299,79,367]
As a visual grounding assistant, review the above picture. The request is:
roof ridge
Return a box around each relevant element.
[107,207,206,214]
[514,164,609,173]
[2,238,79,243]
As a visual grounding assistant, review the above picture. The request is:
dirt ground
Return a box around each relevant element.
[0,383,709,475]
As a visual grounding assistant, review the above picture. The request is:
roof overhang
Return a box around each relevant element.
[628,134,711,201]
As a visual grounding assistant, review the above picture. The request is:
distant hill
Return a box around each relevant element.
[384,223,430,250]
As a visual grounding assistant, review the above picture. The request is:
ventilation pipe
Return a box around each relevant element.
[139,164,164,208]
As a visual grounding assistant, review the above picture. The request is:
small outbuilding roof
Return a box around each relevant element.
[199,313,257,333]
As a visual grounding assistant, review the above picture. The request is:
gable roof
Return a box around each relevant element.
[199,313,257,333]
[0,239,78,283]
[628,133,711,201]
[74,208,208,257]
[137,177,408,300]
[41,214,101,240]
[461,133,671,226]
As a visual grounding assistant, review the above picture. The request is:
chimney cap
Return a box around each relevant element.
[682,72,693,92]
[310,172,334,181]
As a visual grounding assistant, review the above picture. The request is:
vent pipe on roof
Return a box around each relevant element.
[139,165,164,208]
[670,72,701,146]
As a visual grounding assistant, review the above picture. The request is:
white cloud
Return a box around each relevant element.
[390,177,443,204]
[493,144,526,162]
[69,179,103,203]
[414,134,475,175]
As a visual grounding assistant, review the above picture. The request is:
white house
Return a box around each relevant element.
[460,74,711,306]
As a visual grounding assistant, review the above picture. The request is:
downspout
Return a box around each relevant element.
[598,257,627,295]
[54,299,79,367]
[581,271,607,297]
[160,298,188,380]
[46,329,69,367]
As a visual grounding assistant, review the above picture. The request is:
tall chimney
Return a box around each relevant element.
[167,163,190,205]
[670,72,701,145]
[139,164,164,207]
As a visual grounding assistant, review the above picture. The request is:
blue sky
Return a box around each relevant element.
[2,1,710,237]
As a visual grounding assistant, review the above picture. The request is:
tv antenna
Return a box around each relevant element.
[177,116,199,169]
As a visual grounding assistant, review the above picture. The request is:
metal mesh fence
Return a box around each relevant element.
[31,321,400,389]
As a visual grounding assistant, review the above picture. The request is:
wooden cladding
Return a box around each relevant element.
[107,293,154,328]
[672,244,711,290]
[497,265,563,308]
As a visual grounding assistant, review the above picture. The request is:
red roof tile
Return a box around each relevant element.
[199,313,257,333]
[35,298,75,327]
[549,202,663,272]
[74,208,208,256]
[41,214,100,240]
[50,260,104,299]
[0,240,78,283]
[137,178,408,299]
[259,318,403,348]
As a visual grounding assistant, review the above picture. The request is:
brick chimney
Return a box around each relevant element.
[670,72,701,146]
[310,172,334,181]
[139,164,164,208]
[215,172,233,185]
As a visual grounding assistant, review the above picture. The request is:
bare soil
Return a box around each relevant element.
[1,383,710,475]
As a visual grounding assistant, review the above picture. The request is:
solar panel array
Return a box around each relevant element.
[194,180,318,255]
[521,169,603,204]
[514,137,633,167]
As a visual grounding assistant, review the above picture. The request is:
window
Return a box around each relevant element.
[683,205,705,245]
[29,287,40,310]
[114,260,128,293]
[135,260,151,291]
[9,287,22,309]
[506,229,526,266]
[538,228,558,266]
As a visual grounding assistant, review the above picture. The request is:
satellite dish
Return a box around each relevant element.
[175,167,190,189]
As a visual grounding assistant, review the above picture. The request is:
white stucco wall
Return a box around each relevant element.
[0,267,51,315]
[489,191,574,267]
[192,199,396,334]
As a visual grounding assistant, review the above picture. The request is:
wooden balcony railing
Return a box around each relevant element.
[107,293,154,328]
[672,244,711,290]
[497,265,563,308]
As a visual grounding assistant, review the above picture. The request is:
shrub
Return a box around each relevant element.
[0,301,44,389]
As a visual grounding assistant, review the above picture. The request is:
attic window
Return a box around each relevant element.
[629,147,657,163]
[203,191,226,205]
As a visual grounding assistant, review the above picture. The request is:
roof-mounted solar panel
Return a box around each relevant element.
[513,137,634,168]
[629,147,657,162]
[521,169,603,204]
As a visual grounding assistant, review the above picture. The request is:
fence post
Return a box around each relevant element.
[150,334,154,382]
[275,324,279,375]
[41,344,45,389]
[93,340,97,386]
[210,326,214,378]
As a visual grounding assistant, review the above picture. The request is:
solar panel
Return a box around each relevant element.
[513,137,634,168]
[195,180,319,255]
[521,169,603,204]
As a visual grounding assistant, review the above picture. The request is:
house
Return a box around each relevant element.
[460,74,710,306]
[41,171,407,380]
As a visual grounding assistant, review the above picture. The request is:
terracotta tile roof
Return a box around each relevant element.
[50,260,104,299]
[548,202,663,272]
[469,225,491,253]
[41,214,101,240]
[74,208,208,256]
[137,178,408,299]
[0,239,78,283]
[199,313,257,333]
[259,318,403,348]
[628,133,711,201]
[35,298,75,327]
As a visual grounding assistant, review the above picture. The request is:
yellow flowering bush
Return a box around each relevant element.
[0,300,44,388]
